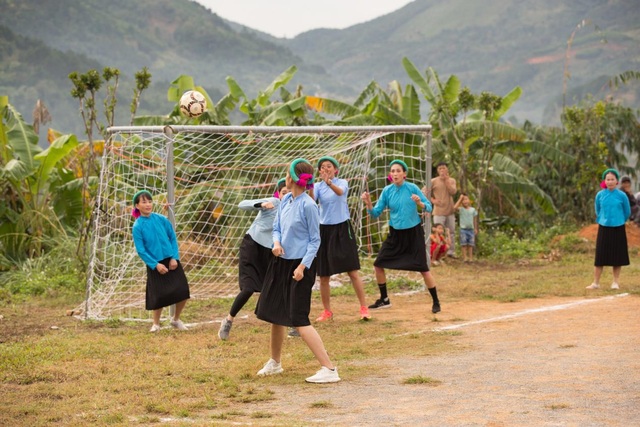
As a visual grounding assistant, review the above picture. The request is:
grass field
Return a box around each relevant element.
[1,251,638,426]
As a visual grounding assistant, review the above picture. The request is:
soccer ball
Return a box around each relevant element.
[180,90,207,118]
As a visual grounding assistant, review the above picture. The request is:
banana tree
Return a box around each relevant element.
[403,57,562,218]
[0,98,80,263]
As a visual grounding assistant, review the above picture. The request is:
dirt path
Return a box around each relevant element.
[254,293,640,426]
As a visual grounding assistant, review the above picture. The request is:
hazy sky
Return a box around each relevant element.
[193,0,414,38]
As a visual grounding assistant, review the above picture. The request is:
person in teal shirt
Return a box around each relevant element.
[132,190,190,332]
[361,159,442,314]
[586,168,631,290]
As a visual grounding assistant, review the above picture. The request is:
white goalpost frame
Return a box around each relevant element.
[82,125,432,321]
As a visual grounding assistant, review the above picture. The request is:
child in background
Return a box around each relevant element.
[132,190,190,332]
[429,223,449,265]
[255,158,340,384]
[454,194,478,262]
[218,179,288,340]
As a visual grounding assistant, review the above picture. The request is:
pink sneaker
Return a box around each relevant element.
[359,306,371,321]
[315,309,333,322]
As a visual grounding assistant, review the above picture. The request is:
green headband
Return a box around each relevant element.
[277,178,286,188]
[601,168,620,180]
[317,156,339,170]
[289,158,313,184]
[390,159,408,172]
[132,189,152,205]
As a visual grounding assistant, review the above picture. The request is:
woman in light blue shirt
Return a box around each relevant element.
[255,159,340,384]
[218,179,288,341]
[361,160,442,314]
[311,156,370,323]
[587,168,631,290]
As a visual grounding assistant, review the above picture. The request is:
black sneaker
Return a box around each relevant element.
[432,302,441,314]
[368,298,391,310]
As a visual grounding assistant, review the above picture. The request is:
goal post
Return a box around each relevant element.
[82,125,432,320]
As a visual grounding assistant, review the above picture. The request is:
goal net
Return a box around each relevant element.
[82,125,432,320]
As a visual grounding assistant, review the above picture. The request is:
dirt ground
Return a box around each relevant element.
[579,222,640,248]
[246,293,640,426]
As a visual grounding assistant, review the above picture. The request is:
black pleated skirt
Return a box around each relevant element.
[255,257,316,327]
[238,234,273,293]
[374,223,429,272]
[594,224,630,267]
[316,220,361,276]
[145,258,190,310]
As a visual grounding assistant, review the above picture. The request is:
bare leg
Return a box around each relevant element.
[374,266,386,285]
[347,270,367,306]
[593,266,603,285]
[319,276,331,312]
[270,324,286,363]
[420,271,437,289]
[612,266,622,283]
[172,299,187,320]
[298,325,334,369]
[152,308,163,326]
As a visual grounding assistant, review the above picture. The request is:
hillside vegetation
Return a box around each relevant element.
[0,0,638,135]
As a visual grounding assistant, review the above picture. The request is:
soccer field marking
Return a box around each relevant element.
[425,293,630,334]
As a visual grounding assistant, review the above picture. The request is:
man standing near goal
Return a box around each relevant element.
[428,162,457,258]
[362,160,442,314]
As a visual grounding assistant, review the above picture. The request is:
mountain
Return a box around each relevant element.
[284,0,640,123]
[0,0,638,136]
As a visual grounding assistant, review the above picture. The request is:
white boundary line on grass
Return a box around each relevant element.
[430,293,630,333]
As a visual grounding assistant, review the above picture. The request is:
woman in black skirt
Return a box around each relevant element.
[310,156,370,322]
[587,169,631,290]
[361,159,442,314]
[218,179,288,340]
[255,159,340,384]
[132,190,190,332]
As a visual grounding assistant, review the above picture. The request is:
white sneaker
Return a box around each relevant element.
[170,319,188,330]
[611,282,620,290]
[257,358,283,376]
[585,283,600,290]
[305,366,341,384]
[149,324,161,332]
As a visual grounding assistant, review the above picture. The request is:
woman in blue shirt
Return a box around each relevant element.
[361,160,441,314]
[218,179,288,341]
[587,168,631,290]
[311,156,370,323]
[255,159,340,384]
[132,190,190,332]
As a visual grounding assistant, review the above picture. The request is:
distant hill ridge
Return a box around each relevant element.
[0,0,638,135]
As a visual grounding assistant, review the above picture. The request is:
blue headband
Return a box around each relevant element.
[601,168,619,180]
[390,159,408,172]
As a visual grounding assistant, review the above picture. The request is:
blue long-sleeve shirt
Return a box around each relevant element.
[273,192,321,268]
[132,213,180,269]
[368,181,432,230]
[313,178,350,225]
[238,197,280,248]
[595,188,631,227]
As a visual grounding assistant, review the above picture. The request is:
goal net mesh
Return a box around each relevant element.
[82,125,431,320]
